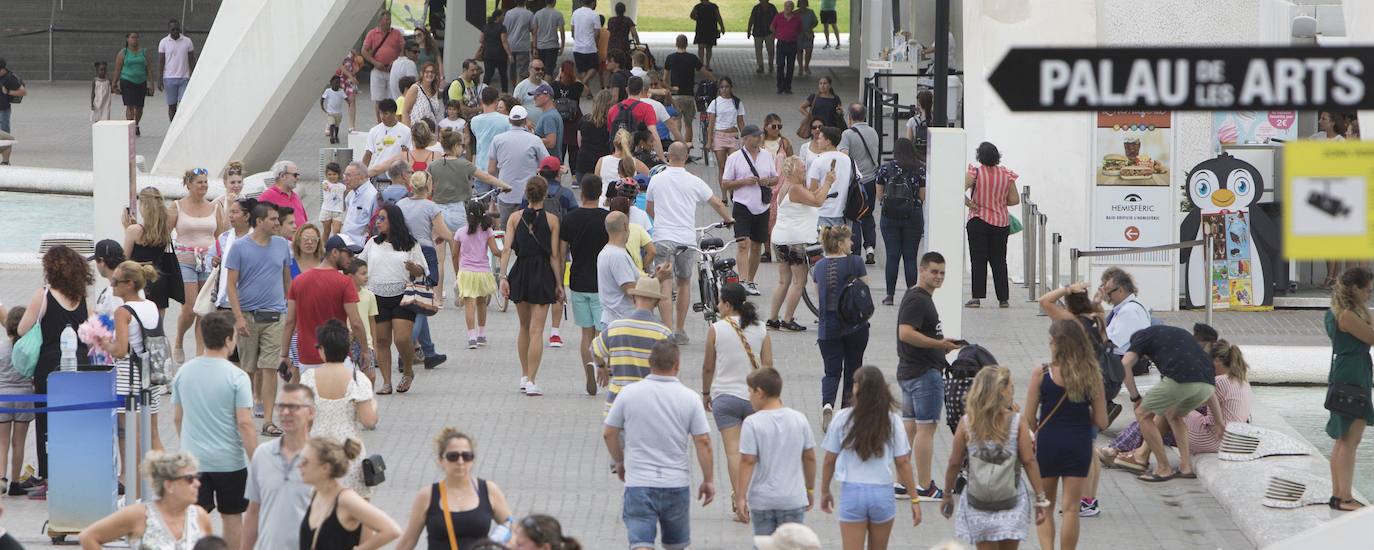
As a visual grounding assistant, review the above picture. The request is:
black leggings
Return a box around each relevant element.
[967,217,1011,301]
[484,55,510,92]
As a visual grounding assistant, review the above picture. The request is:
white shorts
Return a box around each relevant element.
[318,209,345,223]
[370,69,392,101]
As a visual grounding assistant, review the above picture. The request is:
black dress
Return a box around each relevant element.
[130,237,185,308]
[809,93,844,129]
[508,208,557,305]
[692,2,722,46]
[1034,368,1094,478]
[576,120,611,177]
[424,479,495,550]
[35,290,90,479]
[300,491,361,550]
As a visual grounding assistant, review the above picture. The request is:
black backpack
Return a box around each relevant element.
[611,100,642,135]
[834,256,875,325]
[842,158,871,222]
[881,166,920,220]
[556,96,581,123]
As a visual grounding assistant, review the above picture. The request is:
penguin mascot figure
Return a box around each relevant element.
[1180,153,1280,308]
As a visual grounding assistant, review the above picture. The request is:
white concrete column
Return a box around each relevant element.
[445,0,484,78]
[92,121,136,243]
[926,127,967,339]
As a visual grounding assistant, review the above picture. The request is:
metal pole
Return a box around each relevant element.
[1052,233,1061,289]
[1027,204,1039,301]
[1038,213,1049,297]
[931,0,950,127]
[1021,187,1032,287]
[1070,248,1080,284]
[1204,228,1214,327]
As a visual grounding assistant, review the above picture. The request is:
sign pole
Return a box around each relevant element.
[931,0,950,127]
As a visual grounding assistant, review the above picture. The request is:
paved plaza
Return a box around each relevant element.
[0,44,1331,549]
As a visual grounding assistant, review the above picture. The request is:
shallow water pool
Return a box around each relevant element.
[0,191,92,254]
[1253,386,1374,500]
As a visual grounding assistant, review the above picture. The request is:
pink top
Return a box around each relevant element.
[456,227,494,272]
[771,12,803,42]
[1184,374,1253,455]
[966,163,1017,227]
[258,186,308,229]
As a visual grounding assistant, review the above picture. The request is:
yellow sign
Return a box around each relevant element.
[1282,140,1374,260]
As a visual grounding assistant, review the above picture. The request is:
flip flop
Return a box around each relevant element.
[1115,455,1149,472]
[397,374,413,393]
[1137,471,1176,483]
[1174,470,1198,479]
[260,423,283,437]
[1097,448,1119,469]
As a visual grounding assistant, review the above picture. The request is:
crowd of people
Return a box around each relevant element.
[0,5,1369,550]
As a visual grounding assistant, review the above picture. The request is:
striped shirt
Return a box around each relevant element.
[966,163,1018,227]
[592,308,673,415]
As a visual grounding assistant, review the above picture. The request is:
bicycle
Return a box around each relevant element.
[800,243,825,316]
[675,222,741,323]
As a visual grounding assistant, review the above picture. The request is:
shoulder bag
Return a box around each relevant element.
[739,147,772,205]
[362,452,388,486]
[401,278,441,316]
[1326,383,1369,419]
[192,265,220,316]
[439,481,460,550]
[12,289,50,379]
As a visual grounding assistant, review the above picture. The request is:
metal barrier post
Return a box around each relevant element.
[1038,212,1049,297]
[1052,233,1061,289]
[1069,248,1079,284]
[1021,188,1032,287]
[1027,204,1039,301]
[1204,226,1214,327]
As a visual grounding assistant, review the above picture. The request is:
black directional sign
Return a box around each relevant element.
[988,46,1374,112]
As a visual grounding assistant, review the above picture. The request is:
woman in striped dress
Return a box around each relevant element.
[964,141,1020,309]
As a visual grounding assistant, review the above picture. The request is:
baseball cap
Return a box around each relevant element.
[539,156,562,173]
[324,234,363,255]
[529,83,555,97]
[741,124,764,137]
[87,239,125,262]
[509,105,529,121]
[754,523,820,550]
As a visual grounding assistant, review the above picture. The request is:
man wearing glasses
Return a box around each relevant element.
[513,60,548,112]
[257,160,308,229]
[241,383,316,550]
[1098,267,1150,360]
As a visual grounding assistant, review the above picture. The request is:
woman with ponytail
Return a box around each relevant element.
[1181,340,1253,455]
[123,186,185,312]
[594,128,650,207]
[1025,319,1106,550]
[510,514,581,550]
[702,282,773,520]
[299,437,401,549]
[104,261,167,480]
[1326,266,1374,511]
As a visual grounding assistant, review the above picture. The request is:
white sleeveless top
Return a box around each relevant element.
[771,184,820,246]
[709,315,766,400]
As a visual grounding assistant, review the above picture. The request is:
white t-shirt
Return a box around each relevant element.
[640,96,672,126]
[321,88,347,114]
[365,122,413,169]
[321,181,347,214]
[820,408,910,485]
[645,166,714,245]
[388,57,418,100]
[706,97,746,131]
[630,67,648,78]
[740,407,816,510]
[158,35,195,79]
[437,116,467,134]
[807,150,852,218]
[572,7,601,54]
[798,141,818,171]
[605,374,710,488]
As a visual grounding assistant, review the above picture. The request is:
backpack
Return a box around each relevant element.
[556,95,582,124]
[1081,315,1125,398]
[835,256,875,325]
[542,183,574,220]
[611,100,643,135]
[880,165,920,220]
[695,79,719,113]
[123,305,178,386]
[965,413,1022,511]
[842,158,871,222]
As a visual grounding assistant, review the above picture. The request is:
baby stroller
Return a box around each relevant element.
[943,343,999,493]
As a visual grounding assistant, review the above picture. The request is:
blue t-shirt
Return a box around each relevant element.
[812,254,868,340]
[171,357,255,472]
[535,108,565,158]
[820,408,910,485]
[657,105,679,141]
[470,111,510,171]
[225,235,292,313]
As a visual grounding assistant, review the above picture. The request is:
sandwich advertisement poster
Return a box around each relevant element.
[1097,111,1171,187]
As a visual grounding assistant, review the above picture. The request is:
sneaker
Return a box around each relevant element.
[26,482,47,500]
[760,251,772,263]
[253,403,264,418]
[823,43,831,49]
[766,319,782,330]
[964,299,981,308]
[467,339,479,350]
[7,482,25,496]
[1079,498,1101,517]
[17,476,42,492]
[673,332,690,345]
[549,335,564,348]
[423,353,448,369]
[583,362,598,396]
[894,483,909,499]
[477,336,488,347]
[821,404,834,433]
[745,282,761,296]
[999,301,1010,309]
[865,247,876,265]
[524,382,544,396]
[781,319,808,332]
[520,376,529,392]
[1107,401,1123,426]
[914,482,944,501]
[882,295,894,306]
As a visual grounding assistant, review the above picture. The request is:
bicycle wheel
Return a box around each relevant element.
[702,274,721,324]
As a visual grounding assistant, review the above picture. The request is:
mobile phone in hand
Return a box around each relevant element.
[951,339,970,346]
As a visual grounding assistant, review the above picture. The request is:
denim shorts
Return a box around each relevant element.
[838,482,896,523]
[439,201,469,233]
[179,261,211,283]
[163,77,190,104]
[711,394,755,430]
[750,507,805,536]
[818,216,847,228]
[623,486,691,550]
[899,369,944,423]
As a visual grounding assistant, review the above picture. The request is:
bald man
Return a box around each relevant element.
[600,211,664,326]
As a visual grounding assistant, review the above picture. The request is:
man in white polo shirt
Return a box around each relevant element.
[645,142,734,344]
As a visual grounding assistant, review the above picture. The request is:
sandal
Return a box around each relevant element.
[1174,469,1198,479]
[397,375,413,393]
[260,423,283,437]
[376,384,393,395]
[1097,448,1119,469]
[1329,497,1366,511]
[1114,454,1149,472]
[731,493,747,523]
[1137,471,1176,483]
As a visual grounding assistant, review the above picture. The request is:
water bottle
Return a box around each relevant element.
[59,326,78,371]
[487,518,513,544]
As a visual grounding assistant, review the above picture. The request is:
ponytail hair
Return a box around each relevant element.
[718,282,759,327]
[309,437,363,479]
[1206,339,1249,384]
[613,129,636,178]
[515,514,580,550]
[465,201,492,234]
[114,260,159,291]
[1332,267,1374,324]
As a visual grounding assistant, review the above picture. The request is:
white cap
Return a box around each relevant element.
[753,523,821,550]
[509,105,529,121]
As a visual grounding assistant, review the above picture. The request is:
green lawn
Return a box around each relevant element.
[486,0,851,34]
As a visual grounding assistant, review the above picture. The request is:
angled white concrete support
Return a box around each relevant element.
[927,127,967,340]
[151,0,379,176]
[444,0,485,78]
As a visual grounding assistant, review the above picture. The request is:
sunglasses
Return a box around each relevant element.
[444,450,476,463]
[768,124,781,129]
[191,167,209,176]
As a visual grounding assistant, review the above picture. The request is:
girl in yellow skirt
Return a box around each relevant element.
[453,201,502,349]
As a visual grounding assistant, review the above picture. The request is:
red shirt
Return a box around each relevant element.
[606,99,658,133]
[771,12,803,42]
[287,268,360,365]
[258,186,308,229]
[363,26,405,69]
[966,163,1018,227]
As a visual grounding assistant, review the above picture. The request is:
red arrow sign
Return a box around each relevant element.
[1124,226,1140,241]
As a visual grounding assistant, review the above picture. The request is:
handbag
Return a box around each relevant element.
[192,265,220,316]
[362,454,387,486]
[11,324,41,379]
[795,114,814,140]
[1325,382,1369,419]
[739,147,773,205]
[400,278,441,316]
